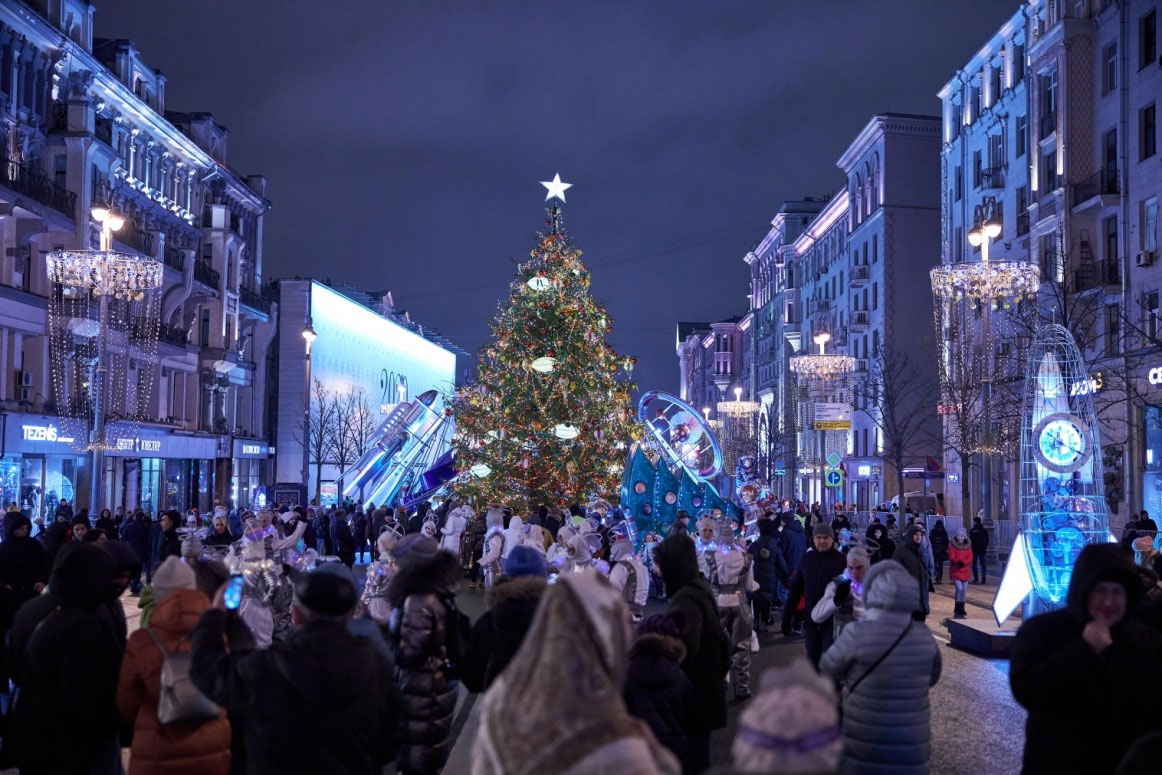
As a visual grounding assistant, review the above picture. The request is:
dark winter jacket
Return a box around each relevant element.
[353,513,369,543]
[1011,544,1162,775]
[624,631,694,770]
[315,512,334,554]
[124,515,153,565]
[782,545,847,633]
[0,513,48,629]
[461,574,546,692]
[154,526,182,569]
[892,529,931,617]
[867,523,895,562]
[652,534,726,733]
[205,525,235,547]
[387,549,461,774]
[820,560,942,774]
[780,513,807,575]
[191,609,401,775]
[749,520,787,599]
[94,514,118,540]
[830,515,852,535]
[331,517,355,555]
[7,543,123,773]
[928,521,950,559]
[969,522,989,554]
[40,519,70,565]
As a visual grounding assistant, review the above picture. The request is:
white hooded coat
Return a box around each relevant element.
[441,506,470,554]
[502,516,525,560]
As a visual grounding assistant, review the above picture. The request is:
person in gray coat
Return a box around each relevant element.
[820,559,942,774]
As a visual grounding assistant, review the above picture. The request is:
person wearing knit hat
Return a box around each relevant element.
[502,545,547,578]
[812,545,870,640]
[782,515,848,667]
[730,658,841,774]
[479,507,507,589]
[151,555,197,605]
[893,522,933,621]
[385,529,461,774]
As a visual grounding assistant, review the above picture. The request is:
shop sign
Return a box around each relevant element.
[856,464,872,477]
[1150,367,1162,386]
[112,436,162,454]
[814,403,851,431]
[242,444,264,456]
[948,472,961,483]
[1072,372,1103,396]
[320,482,338,506]
[21,424,75,444]
[233,440,271,458]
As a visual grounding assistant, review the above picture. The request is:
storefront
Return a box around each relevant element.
[1143,406,1162,519]
[104,424,218,515]
[0,414,89,524]
[231,439,271,510]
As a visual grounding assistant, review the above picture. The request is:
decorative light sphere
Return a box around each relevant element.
[527,276,553,291]
[554,423,579,439]
[470,463,492,478]
[530,356,558,373]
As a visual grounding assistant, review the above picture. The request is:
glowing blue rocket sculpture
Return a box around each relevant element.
[338,389,453,507]
[994,324,1108,622]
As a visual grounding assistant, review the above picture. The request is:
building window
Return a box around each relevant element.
[1108,303,1121,354]
[955,165,963,201]
[1146,291,1160,341]
[1104,42,1117,94]
[1105,215,1118,261]
[1042,151,1058,192]
[872,283,878,311]
[1041,68,1058,121]
[1017,185,1029,219]
[1143,197,1158,251]
[53,154,67,189]
[872,235,878,263]
[955,226,964,262]
[1141,10,1157,70]
[1016,114,1027,157]
[973,150,982,188]
[200,308,210,346]
[1105,128,1119,176]
[1141,104,1156,160]
[990,65,1001,104]
[1013,44,1025,84]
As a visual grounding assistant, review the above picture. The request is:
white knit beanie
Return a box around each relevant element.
[152,556,197,604]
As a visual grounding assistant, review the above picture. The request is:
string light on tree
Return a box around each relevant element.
[451,177,640,508]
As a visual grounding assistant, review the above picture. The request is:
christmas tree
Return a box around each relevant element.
[451,180,640,510]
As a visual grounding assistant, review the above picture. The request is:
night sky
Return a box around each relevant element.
[94,1,1016,395]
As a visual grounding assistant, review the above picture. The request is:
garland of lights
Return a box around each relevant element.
[46,249,164,451]
[929,260,1040,305]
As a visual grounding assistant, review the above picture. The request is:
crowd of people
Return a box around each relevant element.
[0,493,1159,773]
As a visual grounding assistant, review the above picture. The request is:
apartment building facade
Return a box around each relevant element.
[0,0,275,519]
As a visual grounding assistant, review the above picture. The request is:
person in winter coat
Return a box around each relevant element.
[811,545,870,641]
[387,534,461,774]
[1138,509,1159,534]
[124,510,153,592]
[928,519,950,583]
[353,509,370,563]
[830,511,852,535]
[0,511,48,658]
[820,559,942,774]
[969,516,990,582]
[652,533,726,773]
[94,508,118,540]
[780,511,807,578]
[440,502,468,556]
[205,515,235,548]
[947,528,974,618]
[7,543,124,774]
[749,517,787,632]
[40,512,71,566]
[470,571,679,775]
[462,509,487,588]
[461,545,546,693]
[502,515,525,561]
[1010,543,1162,775]
[609,534,650,622]
[316,509,334,555]
[624,612,695,772]
[478,506,506,588]
[892,523,931,620]
[191,563,402,775]
[867,522,895,563]
[117,559,230,775]
[667,511,691,537]
[782,524,848,666]
[154,510,184,570]
[331,509,356,567]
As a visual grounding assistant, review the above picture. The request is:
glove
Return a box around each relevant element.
[833,579,852,605]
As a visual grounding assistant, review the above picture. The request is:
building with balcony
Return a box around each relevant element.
[0,0,276,518]
[738,115,942,510]
[939,0,1162,524]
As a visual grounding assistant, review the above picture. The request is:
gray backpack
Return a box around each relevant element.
[145,628,220,724]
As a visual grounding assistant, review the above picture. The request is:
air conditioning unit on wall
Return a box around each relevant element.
[1136,251,1157,268]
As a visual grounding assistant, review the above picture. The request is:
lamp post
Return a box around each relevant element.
[301,318,317,504]
[966,197,1003,528]
[789,331,854,510]
[88,206,125,512]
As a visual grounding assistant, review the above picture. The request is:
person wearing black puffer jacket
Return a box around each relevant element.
[782,524,847,667]
[652,533,725,774]
[748,517,787,632]
[1011,543,1162,775]
[624,611,695,772]
[929,519,950,583]
[387,534,462,775]
[461,546,547,692]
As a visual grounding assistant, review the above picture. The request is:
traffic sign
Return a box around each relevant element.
[824,467,844,488]
[826,451,842,468]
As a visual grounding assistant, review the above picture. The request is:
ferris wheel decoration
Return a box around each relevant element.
[637,390,724,482]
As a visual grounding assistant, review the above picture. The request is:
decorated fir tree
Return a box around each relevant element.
[451,179,639,509]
